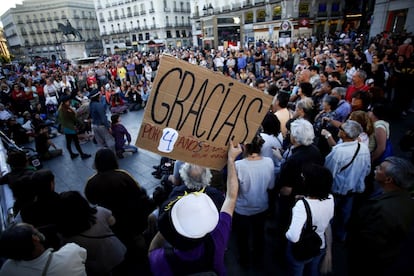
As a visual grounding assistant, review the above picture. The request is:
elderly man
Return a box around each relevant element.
[324,120,371,242]
[0,223,87,276]
[331,87,352,122]
[345,70,369,102]
[347,157,414,275]
[148,140,242,275]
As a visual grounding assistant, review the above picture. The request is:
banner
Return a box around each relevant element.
[136,55,273,170]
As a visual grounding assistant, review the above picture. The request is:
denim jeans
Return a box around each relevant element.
[333,193,355,242]
[286,240,325,276]
[123,144,138,153]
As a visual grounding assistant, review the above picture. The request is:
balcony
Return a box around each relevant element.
[26,19,32,23]
[108,17,113,21]
[164,8,170,12]
[151,24,156,29]
[134,12,139,16]
[54,16,59,20]
[255,0,265,5]
[114,15,120,20]
[127,12,132,17]
[36,30,42,34]
[21,31,27,35]
[121,15,126,19]
[100,18,105,22]
[29,30,36,35]
[32,19,39,23]
[43,30,49,33]
[149,9,154,13]
[40,18,46,22]
[74,15,80,19]
[61,15,67,19]
[140,11,146,15]
[50,28,57,33]
[47,17,52,21]
[17,20,23,24]
[243,1,253,8]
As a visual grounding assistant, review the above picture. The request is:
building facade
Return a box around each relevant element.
[191,0,350,50]
[369,0,414,38]
[1,0,102,62]
[95,0,193,55]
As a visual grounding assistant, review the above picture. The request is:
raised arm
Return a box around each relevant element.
[221,140,242,216]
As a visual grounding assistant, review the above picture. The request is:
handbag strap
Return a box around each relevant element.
[339,143,361,172]
[301,198,313,230]
[41,251,53,276]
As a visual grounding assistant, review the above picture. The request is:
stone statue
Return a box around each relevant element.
[57,20,83,41]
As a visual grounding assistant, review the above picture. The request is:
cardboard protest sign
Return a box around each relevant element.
[136,55,273,170]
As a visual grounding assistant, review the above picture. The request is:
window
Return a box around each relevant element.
[166,30,171,38]
[145,33,150,40]
[138,33,143,40]
[176,30,180,37]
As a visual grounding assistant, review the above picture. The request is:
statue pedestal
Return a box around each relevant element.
[62,41,87,61]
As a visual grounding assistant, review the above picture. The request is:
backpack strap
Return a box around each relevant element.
[339,143,361,173]
[41,251,53,276]
[164,234,216,275]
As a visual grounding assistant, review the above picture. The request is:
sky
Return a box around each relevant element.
[0,0,23,27]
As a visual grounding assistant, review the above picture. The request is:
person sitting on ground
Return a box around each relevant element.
[148,140,242,275]
[57,191,127,276]
[0,223,87,276]
[110,89,128,114]
[35,124,62,161]
[110,114,138,159]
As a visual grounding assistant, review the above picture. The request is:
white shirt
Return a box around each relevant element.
[0,243,87,276]
[286,196,334,249]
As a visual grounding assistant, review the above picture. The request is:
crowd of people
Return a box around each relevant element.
[0,29,414,275]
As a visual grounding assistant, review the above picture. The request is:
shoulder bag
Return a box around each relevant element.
[292,198,322,261]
